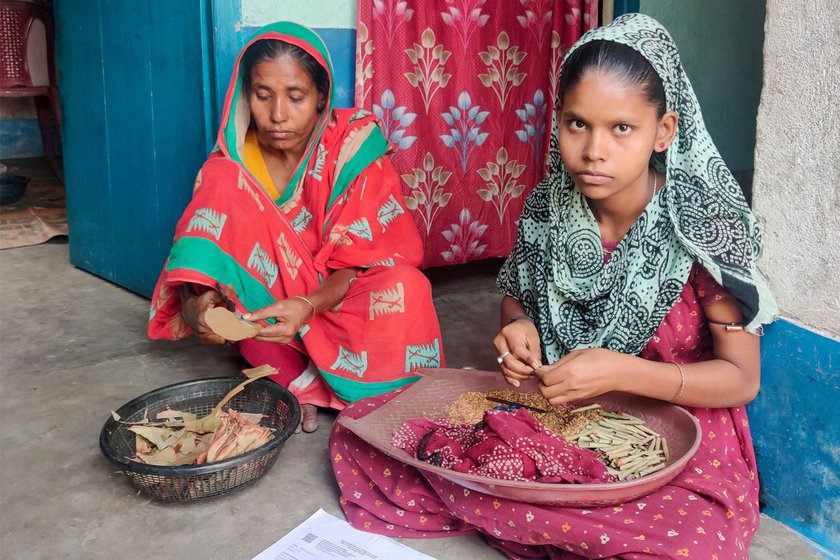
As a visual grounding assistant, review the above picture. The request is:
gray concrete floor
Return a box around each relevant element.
[0,240,825,560]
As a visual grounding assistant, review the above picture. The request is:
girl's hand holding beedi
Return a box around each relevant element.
[535,348,623,405]
[493,319,542,388]
[243,297,314,344]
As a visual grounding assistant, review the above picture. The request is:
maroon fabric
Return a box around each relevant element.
[393,407,613,483]
[330,267,760,559]
[356,0,597,267]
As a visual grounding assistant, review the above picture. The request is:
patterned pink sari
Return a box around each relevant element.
[330,265,760,559]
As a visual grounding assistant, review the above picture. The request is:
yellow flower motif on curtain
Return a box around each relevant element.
[402,152,452,234]
[404,29,452,114]
[477,147,527,223]
[383,468,392,477]
[561,522,571,533]
[676,549,689,557]
[478,31,527,109]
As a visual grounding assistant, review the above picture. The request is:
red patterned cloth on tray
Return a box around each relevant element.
[356,0,597,267]
[393,407,613,483]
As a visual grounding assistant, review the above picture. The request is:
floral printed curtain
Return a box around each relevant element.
[356,0,598,267]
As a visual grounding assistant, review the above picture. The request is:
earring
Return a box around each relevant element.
[659,142,666,149]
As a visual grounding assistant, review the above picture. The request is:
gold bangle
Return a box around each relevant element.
[707,319,745,332]
[669,361,685,403]
[294,295,317,323]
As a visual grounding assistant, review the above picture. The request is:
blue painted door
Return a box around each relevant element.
[55,0,218,297]
[55,2,357,298]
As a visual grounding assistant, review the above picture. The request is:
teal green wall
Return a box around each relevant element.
[637,0,765,172]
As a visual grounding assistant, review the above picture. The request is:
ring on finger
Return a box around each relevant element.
[497,351,511,364]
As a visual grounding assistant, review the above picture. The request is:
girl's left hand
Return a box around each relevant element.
[536,348,624,405]
[243,298,313,344]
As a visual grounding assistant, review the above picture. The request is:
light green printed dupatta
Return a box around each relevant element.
[498,13,778,362]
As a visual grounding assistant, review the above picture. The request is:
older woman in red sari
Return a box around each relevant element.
[149,22,444,433]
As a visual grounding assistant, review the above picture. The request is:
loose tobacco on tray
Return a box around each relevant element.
[111,365,278,466]
[447,390,669,480]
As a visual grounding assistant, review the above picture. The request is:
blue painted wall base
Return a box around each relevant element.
[750,319,840,555]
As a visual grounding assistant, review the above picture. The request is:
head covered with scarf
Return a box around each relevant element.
[150,22,443,402]
[214,21,389,210]
[498,13,777,362]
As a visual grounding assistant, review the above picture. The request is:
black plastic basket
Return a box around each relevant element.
[100,377,300,502]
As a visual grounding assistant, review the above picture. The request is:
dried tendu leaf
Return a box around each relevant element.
[126,365,279,466]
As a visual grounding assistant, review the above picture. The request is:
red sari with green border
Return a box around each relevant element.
[148,22,444,407]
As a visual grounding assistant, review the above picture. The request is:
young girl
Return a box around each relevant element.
[330,13,777,559]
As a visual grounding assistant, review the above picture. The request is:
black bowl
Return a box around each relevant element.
[0,175,28,205]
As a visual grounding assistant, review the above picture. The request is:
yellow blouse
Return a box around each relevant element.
[242,129,282,200]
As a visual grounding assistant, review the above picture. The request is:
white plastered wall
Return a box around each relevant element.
[242,0,356,29]
[753,0,840,337]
